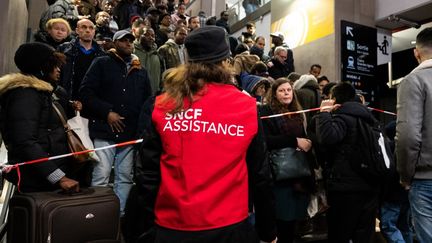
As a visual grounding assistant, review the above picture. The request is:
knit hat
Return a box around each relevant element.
[14,42,55,76]
[185,26,230,63]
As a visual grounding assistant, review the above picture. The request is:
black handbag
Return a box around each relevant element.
[269,147,311,181]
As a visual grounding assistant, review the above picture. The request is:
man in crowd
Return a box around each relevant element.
[268,32,294,73]
[188,16,201,32]
[216,10,230,34]
[80,30,152,216]
[158,26,188,70]
[315,82,379,242]
[134,26,162,95]
[95,11,114,40]
[396,27,432,243]
[58,18,105,101]
[267,46,293,79]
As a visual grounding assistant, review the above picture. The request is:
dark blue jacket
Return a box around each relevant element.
[314,102,377,192]
[80,51,152,142]
[58,38,105,100]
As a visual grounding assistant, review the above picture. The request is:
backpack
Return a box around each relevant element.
[352,118,395,182]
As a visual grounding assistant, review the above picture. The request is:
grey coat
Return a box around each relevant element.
[396,59,432,184]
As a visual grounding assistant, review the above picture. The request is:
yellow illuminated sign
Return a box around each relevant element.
[271,0,334,48]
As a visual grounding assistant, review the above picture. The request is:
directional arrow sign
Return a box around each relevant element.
[346,26,354,37]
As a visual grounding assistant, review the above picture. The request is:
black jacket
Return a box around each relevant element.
[314,101,377,192]
[58,38,105,100]
[268,53,294,80]
[0,73,71,192]
[34,30,71,49]
[80,51,152,142]
[39,0,79,29]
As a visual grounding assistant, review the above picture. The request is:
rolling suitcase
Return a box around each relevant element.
[7,187,121,243]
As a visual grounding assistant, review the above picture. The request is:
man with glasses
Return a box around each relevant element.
[267,46,292,79]
[80,29,152,216]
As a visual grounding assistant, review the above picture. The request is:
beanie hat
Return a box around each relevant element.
[14,42,55,76]
[185,26,230,63]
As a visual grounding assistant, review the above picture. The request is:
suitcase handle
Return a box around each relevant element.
[57,187,95,196]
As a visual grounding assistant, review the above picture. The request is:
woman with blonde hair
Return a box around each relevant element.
[34,18,72,49]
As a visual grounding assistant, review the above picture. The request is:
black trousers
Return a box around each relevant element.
[153,219,259,243]
[327,191,379,243]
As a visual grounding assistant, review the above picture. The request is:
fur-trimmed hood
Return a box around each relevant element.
[0,73,53,96]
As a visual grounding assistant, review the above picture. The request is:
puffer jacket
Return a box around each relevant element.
[39,0,79,29]
[0,73,71,192]
[316,101,377,192]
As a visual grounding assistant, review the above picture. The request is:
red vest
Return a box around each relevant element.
[152,83,258,231]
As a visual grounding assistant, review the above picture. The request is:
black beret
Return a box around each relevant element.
[14,42,55,76]
[185,26,230,64]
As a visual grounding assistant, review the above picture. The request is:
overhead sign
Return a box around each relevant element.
[377,28,392,65]
[341,20,377,98]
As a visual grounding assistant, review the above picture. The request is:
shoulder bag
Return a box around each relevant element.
[52,103,90,163]
[269,147,311,181]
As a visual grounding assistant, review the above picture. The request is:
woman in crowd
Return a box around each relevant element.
[133,26,277,243]
[260,78,314,243]
[0,42,87,192]
[34,18,72,49]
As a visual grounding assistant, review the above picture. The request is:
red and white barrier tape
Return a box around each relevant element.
[260,106,396,119]
[1,139,143,191]
[0,105,396,190]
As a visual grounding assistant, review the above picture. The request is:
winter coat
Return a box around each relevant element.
[134,42,162,95]
[157,39,186,70]
[294,79,321,123]
[268,56,294,80]
[233,51,260,75]
[315,101,377,192]
[135,83,276,241]
[34,30,71,49]
[58,38,106,100]
[396,59,432,184]
[259,104,313,221]
[0,73,71,192]
[39,0,79,29]
[80,50,152,143]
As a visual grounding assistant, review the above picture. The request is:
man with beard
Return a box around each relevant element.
[80,29,152,216]
[134,26,162,95]
[158,26,188,69]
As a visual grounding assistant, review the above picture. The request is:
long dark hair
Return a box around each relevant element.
[160,62,233,114]
[266,77,303,118]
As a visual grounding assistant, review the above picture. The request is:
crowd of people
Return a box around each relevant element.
[0,0,432,243]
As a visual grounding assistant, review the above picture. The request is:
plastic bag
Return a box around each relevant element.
[67,112,99,161]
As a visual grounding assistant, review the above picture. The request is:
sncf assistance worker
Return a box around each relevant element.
[135,26,277,243]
